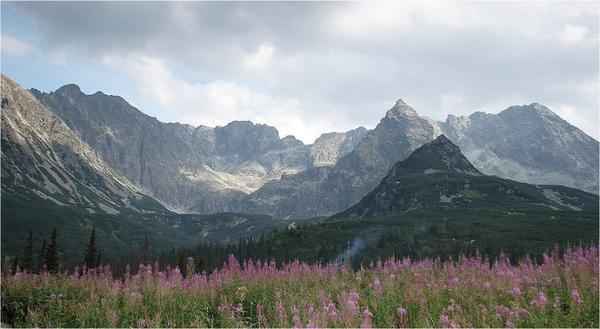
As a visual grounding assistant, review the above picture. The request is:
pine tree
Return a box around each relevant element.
[45,228,58,273]
[23,230,33,272]
[11,256,20,275]
[142,233,150,264]
[96,250,102,268]
[38,239,47,272]
[84,227,97,268]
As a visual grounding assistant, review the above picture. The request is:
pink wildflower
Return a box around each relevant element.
[276,301,288,326]
[371,277,383,296]
[256,303,267,328]
[292,305,302,329]
[397,307,407,318]
[531,291,547,309]
[397,307,408,327]
[439,314,451,328]
[511,287,521,297]
[361,308,373,328]
[571,289,582,305]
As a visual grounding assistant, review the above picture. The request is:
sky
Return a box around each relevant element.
[2,1,598,143]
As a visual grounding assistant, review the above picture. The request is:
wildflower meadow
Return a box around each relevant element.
[2,246,598,328]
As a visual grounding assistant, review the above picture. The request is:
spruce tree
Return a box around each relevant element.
[23,230,33,272]
[142,233,150,264]
[84,227,97,268]
[45,228,58,273]
[96,250,102,268]
[38,239,47,272]
[11,256,19,275]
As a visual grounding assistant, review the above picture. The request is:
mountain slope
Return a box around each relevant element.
[31,81,599,218]
[240,99,440,218]
[32,86,366,213]
[1,75,167,215]
[243,100,598,218]
[336,135,598,218]
[441,103,598,194]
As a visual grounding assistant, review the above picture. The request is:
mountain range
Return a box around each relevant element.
[335,135,597,218]
[26,83,599,219]
[2,73,598,262]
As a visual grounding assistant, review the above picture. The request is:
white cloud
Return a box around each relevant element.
[558,24,589,45]
[331,2,415,38]
[555,104,598,139]
[103,54,332,142]
[440,92,468,116]
[8,2,600,140]
[1,35,33,56]
[243,43,275,71]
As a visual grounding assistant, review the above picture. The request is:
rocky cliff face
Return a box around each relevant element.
[30,80,598,218]
[240,99,440,218]
[32,85,367,213]
[310,127,368,167]
[336,135,598,218]
[441,103,599,194]
[242,100,599,218]
[1,75,166,215]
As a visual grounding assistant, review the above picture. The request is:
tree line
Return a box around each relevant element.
[4,227,102,275]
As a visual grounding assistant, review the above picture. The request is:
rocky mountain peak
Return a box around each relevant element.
[55,83,83,97]
[385,98,418,120]
[393,134,481,175]
[500,102,560,121]
[394,98,408,106]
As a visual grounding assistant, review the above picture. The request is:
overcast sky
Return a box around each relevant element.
[2,2,598,142]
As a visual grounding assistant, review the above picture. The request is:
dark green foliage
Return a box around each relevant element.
[2,190,285,267]
[38,239,46,272]
[96,250,102,268]
[45,228,58,273]
[162,208,598,274]
[11,256,19,275]
[142,233,150,264]
[83,227,97,268]
[22,230,33,272]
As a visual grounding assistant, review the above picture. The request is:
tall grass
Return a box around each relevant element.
[2,246,598,328]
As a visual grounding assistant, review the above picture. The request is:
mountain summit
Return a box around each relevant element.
[393,134,481,176]
[385,98,419,119]
[335,136,597,218]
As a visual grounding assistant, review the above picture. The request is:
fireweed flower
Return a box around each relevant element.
[397,307,408,327]
[439,313,451,328]
[571,289,582,305]
[3,245,598,328]
[361,308,373,328]
[292,306,302,329]
[511,287,521,297]
[276,301,288,326]
[531,292,548,309]
[256,304,267,328]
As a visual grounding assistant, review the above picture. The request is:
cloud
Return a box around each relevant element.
[6,2,600,140]
[558,24,589,45]
[243,43,275,71]
[103,54,332,142]
[1,35,33,56]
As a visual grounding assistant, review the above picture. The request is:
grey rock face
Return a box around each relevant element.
[1,75,164,215]
[28,79,598,218]
[243,100,598,218]
[336,135,598,218]
[32,84,366,213]
[441,103,599,194]
[311,127,368,167]
[241,99,440,218]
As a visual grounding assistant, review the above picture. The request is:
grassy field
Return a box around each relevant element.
[2,245,597,328]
